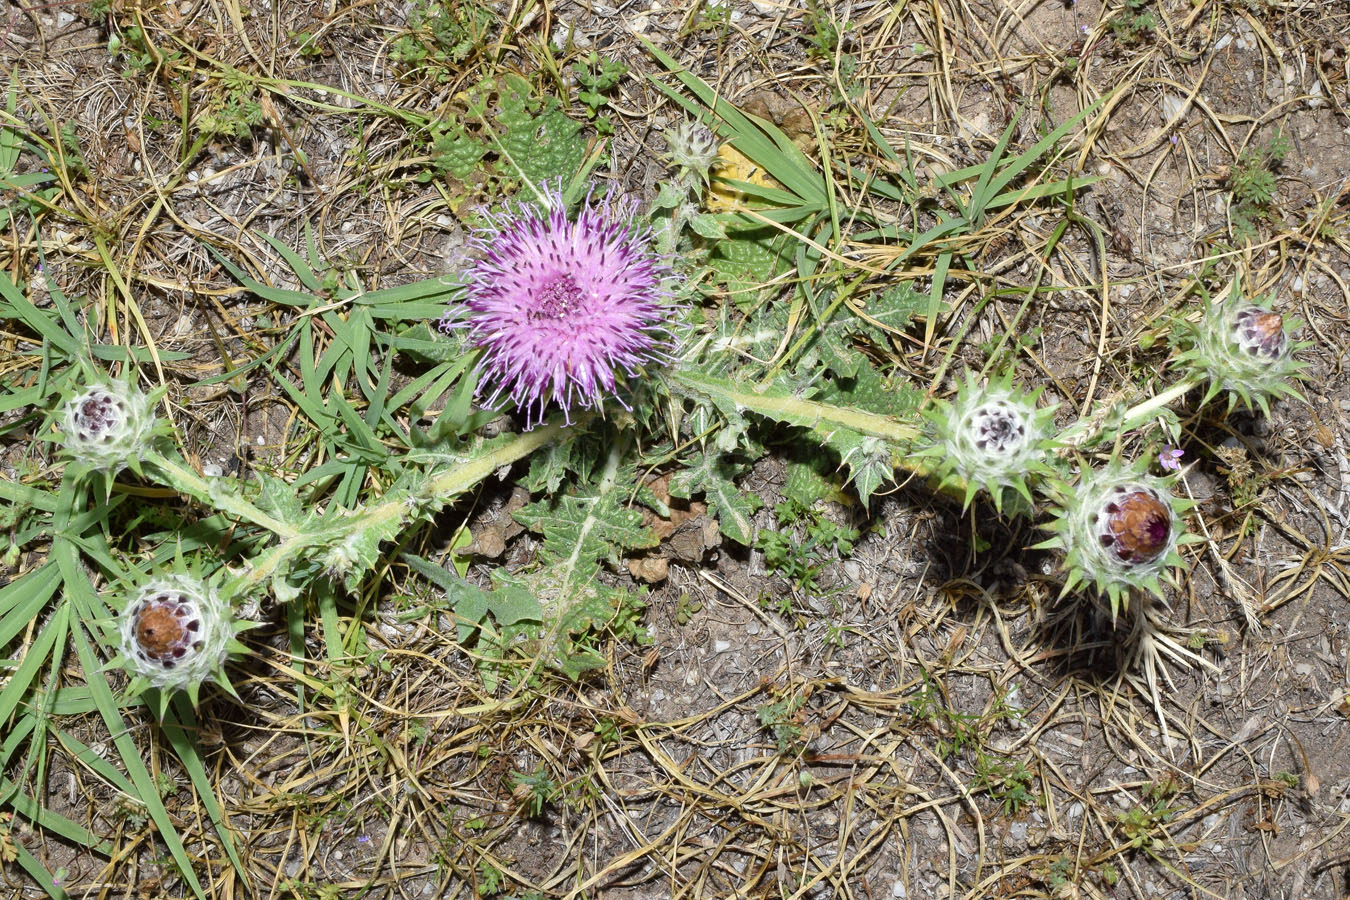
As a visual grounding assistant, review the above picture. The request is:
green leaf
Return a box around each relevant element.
[514,489,657,571]
[401,553,543,643]
[668,450,761,546]
[496,77,587,186]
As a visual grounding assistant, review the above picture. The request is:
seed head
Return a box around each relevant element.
[442,185,676,427]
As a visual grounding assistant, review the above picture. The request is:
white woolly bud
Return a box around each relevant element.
[62,381,157,473]
[118,574,237,697]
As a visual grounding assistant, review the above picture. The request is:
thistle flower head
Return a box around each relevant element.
[1171,277,1308,415]
[663,120,720,185]
[918,372,1058,512]
[115,572,250,711]
[61,380,158,473]
[1039,459,1196,618]
[441,184,676,428]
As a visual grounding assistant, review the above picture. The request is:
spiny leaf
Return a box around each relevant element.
[514,488,658,571]
[668,450,761,546]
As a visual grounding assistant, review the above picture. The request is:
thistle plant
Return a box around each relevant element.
[1170,278,1308,415]
[441,183,676,427]
[1039,460,1197,618]
[915,372,1058,512]
[113,571,250,713]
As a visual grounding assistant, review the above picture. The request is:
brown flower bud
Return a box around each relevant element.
[1233,307,1287,359]
[1097,488,1171,565]
[129,592,205,669]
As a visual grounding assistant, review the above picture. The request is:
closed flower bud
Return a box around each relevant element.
[1040,461,1194,618]
[61,381,157,473]
[117,573,248,706]
[918,372,1058,512]
[1171,278,1307,415]
[1232,306,1287,359]
[663,120,720,185]
[1095,487,1172,565]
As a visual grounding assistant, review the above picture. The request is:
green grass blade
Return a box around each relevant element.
[167,695,251,891]
[13,843,70,900]
[0,271,82,357]
[924,251,954,350]
[641,38,827,209]
[981,96,1108,205]
[0,587,65,726]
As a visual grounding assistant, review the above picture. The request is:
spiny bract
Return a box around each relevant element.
[114,571,250,713]
[916,371,1058,513]
[1039,459,1198,618]
[61,380,159,474]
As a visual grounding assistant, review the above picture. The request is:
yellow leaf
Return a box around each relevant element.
[707,144,782,213]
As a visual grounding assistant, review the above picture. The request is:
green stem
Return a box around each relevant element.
[145,450,299,540]
[224,424,564,598]
[669,369,920,446]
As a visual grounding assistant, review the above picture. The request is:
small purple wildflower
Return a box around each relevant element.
[442,184,674,427]
[1159,446,1183,471]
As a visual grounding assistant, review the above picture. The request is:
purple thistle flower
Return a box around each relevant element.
[442,184,674,428]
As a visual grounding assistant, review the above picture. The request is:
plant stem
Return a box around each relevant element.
[145,450,299,540]
[224,424,563,598]
[669,369,920,445]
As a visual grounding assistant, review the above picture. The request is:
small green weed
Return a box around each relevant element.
[290,31,327,58]
[1107,0,1157,45]
[908,677,1039,815]
[673,591,703,625]
[198,70,265,140]
[107,23,165,72]
[755,463,860,597]
[757,691,808,755]
[1228,130,1291,242]
[510,768,559,818]
[1116,777,1182,848]
[803,0,857,80]
[391,0,494,77]
[571,51,627,135]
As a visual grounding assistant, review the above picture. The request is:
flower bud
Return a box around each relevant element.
[1171,279,1307,415]
[1041,462,1193,617]
[1095,487,1172,565]
[1232,306,1287,359]
[61,381,157,473]
[117,573,247,705]
[919,372,1057,512]
[663,120,720,185]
